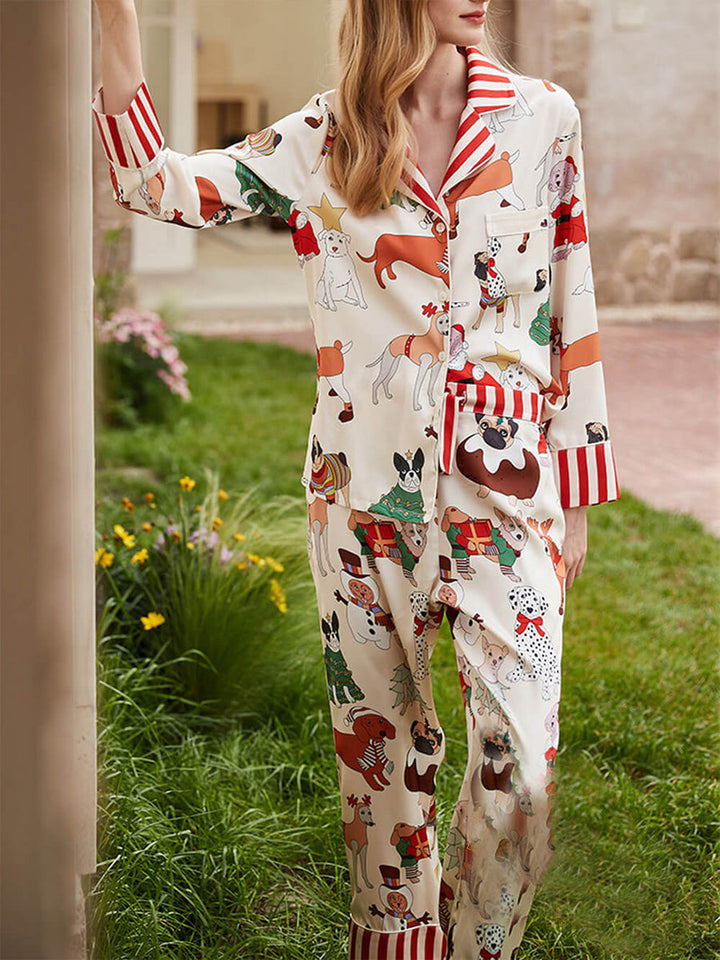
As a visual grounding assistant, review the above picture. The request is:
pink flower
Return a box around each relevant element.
[161,344,179,366]
[96,306,190,401]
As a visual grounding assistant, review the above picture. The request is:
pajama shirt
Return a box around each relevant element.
[92,43,619,960]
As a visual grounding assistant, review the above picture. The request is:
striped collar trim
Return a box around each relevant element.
[399,46,517,214]
[465,45,517,116]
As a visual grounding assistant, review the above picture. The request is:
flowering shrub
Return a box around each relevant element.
[95,469,298,711]
[93,226,191,428]
[94,307,191,428]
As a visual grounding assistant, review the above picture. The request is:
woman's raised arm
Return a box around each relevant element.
[93,0,144,116]
[91,0,333,230]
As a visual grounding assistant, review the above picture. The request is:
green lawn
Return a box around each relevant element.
[91,335,720,960]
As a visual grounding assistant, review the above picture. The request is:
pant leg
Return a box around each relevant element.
[434,416,566,960]
[305,491,449,960]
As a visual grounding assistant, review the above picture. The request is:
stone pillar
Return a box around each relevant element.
[1,0,97,956]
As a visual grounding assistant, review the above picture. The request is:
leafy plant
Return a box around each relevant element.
[93,227,191,428]
[95,468,313,715]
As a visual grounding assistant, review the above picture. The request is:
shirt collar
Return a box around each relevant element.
[399,45,517,216]
[464,45,518,116]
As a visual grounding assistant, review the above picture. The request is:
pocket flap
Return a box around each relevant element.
[485,206,549,237]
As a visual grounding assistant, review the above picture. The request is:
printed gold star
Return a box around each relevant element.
[307,192,346,231]
[405,450,414,460]
[479,342,522,371]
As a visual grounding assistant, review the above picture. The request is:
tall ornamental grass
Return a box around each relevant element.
[95,467,319,720]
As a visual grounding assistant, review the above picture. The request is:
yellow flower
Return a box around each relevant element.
[141,522,153,532]
[121,497,134,512]
[179,475,196,491]
[195,505,202,513]
[233,532,246,542]
[172,530,181,543]
[112,523,136,548]
[218,489,228,500]
[149,503,157,510]
[265,556,285,573]
[186,541,196,549]
[131,548,149,565]
[270,578,288,614]
[144,492,155,504]
[95,547,114,568]
[236,560,248,571]
[212,516,222,531]
[140,611,165,630]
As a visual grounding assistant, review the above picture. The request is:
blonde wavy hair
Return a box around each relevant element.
[326,0,517,217]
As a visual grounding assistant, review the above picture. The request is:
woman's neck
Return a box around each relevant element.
[400,43,468,120]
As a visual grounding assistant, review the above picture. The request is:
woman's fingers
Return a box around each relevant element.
[564,548,587,590]
[562,503,588,591]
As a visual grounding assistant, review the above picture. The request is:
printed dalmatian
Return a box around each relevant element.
[472,238,520,335]
[475,921,506,960]
[503,586,559,701]
[408,590,442,681]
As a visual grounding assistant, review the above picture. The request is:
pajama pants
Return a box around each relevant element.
[305,385,566,960]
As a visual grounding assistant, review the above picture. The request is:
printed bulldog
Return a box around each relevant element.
[456,413,540,504]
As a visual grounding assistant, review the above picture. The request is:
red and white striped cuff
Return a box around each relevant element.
[348,917,447,960]
[551,440,620,508]
[91,80,164,170]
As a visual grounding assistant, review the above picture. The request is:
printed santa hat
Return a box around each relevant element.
[343,705,382,728]
[449,324,467,356]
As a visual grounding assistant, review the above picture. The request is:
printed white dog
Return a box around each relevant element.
[315,229,368,311]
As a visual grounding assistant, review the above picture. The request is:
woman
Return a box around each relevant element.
[92,1,619,957]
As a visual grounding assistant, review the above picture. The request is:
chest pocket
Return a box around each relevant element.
[484,206,550,295]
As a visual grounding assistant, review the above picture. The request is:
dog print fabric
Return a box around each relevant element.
[306,385,565,960]
[91,46,619,524]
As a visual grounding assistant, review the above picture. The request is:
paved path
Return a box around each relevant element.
[600,318,720,536]
[132,228,720,537]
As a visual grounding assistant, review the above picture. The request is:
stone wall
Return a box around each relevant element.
[550,0,719,306]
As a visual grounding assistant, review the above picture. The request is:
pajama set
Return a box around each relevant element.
[92,45,619,960]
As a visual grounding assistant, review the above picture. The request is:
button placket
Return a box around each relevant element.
[432,221,455,493]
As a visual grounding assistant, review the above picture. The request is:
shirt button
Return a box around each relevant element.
[438,350,447,361]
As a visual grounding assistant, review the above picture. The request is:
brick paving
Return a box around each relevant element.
[600,318,720,536]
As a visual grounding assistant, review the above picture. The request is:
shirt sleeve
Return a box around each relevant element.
[544,97,620,509]
[91,79,332,229]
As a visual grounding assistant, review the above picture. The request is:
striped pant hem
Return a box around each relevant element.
[348,916,447,960]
